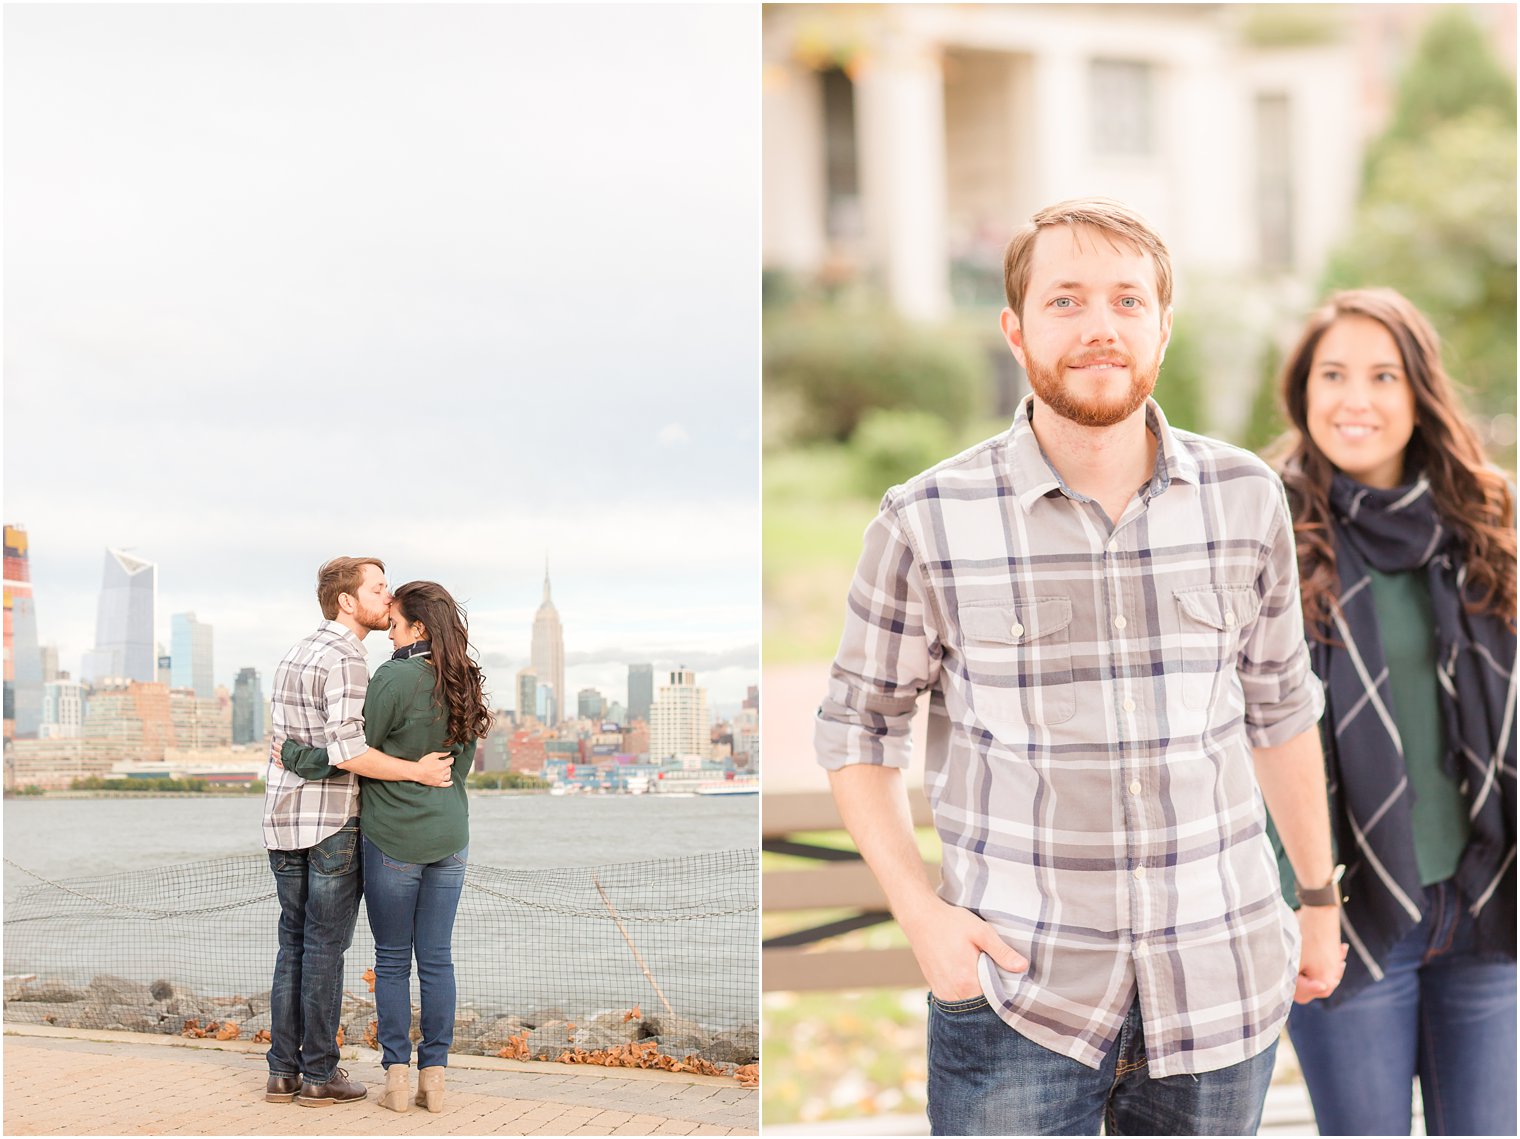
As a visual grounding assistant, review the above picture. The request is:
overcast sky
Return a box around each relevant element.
[4,4,759,712]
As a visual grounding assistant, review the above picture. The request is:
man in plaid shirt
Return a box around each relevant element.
[818,199,1348,1135]
[261,556,454,1108]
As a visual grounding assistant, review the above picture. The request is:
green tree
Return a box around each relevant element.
[1324,8,1516,449]
[1152,313,1207,436]
[1363,7,1516,180]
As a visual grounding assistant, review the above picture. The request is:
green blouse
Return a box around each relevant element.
[1366,566,1470,886]
[282,655,472,865]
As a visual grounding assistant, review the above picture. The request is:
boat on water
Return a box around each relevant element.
[694,779,759,796]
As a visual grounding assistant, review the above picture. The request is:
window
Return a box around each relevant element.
[1090,59,1155,157]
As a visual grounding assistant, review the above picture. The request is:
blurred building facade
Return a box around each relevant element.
[763,3,1371,422]
[4,524,44,740]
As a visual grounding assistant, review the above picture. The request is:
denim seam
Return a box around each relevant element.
[1416,1002,1446,1134]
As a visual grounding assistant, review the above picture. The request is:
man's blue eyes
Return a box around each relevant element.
[1050,297,1142,309]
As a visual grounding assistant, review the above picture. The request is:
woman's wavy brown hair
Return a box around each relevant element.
[1269,287,1515,639]
[392,580,493,745]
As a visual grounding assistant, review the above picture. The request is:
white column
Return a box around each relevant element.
[854,27,950,322]
[761,60,827,273]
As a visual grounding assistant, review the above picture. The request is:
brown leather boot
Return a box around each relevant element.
[264,1074,301,1103]
[297,1067,367,1107]
[415,1066,445,1113]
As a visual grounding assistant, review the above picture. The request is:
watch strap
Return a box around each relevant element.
[1296,864,1346,907]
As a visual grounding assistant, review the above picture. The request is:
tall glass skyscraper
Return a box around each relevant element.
[4,524,43,739]
[231,666,263,745]
[85,548,157,685]
[170,612,214,697]
[628,662,654,724]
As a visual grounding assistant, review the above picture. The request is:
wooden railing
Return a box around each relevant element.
[762,789,937,991]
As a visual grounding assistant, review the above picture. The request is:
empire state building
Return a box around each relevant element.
[530,563,565,725]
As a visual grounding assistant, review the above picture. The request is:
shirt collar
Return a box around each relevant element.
[319,618,366,651]
[1008,394,1202,515]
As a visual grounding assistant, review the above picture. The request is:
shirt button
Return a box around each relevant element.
[1010,622,1024,638]
[1129,779,1142,796]
[1133,865,1146,879]
[1122,698,1136,712]
[1113,615,1127,630]
[1224,611,1237,627]
[1107,539,1119,554]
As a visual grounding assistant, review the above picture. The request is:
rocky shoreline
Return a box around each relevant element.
[4,974,758,1068]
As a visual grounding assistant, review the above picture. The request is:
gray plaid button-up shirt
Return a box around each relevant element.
[817,396,1325,1077]
[261,620,371,851]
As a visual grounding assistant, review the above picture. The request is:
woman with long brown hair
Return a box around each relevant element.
[1270,287,1515,1135]
[283,580,491,1115]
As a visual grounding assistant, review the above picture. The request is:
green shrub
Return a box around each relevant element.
[764,306,987,445]
[849,407,956,498]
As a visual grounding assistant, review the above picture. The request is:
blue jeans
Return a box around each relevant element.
[362,835,467,1069]
[927,995,1276,1135]
[266,818,363,1084]
[1288,879,1517,1136]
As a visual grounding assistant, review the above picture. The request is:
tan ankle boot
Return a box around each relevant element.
[415,1066,445,1113]
[380,1064,410,1113]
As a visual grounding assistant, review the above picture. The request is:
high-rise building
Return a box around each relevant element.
[515,667,539,725]
[81,681,174,762]
[628,662,653,723]
[85,549,157,685]
[530,563,565,727]
[39,645,59,683]
[232,667,264,745]
[170,613,214,698]
[39,679,85,739]
[733,705,759,768]
[649,667,709,762]
[577,687,605,721]
[169,688,231,750]
[3,524,44,740]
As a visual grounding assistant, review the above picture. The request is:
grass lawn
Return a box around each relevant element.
[763,987,931,1126]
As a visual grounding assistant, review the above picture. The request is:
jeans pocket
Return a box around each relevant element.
[311,820,360,876]
[928,992,991,1014]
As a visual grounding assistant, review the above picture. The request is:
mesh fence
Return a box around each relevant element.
[3,848,758,1064]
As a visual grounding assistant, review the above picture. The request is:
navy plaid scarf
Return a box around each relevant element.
[1315,472,1516,1003]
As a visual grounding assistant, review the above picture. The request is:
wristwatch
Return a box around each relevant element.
[1296,864,1346,907]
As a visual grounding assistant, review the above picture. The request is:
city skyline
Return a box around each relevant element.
[11,534,757,711]
[5,5,758,711]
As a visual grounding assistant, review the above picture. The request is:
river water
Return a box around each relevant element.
[3,793,759,1031]
[3,792,757,896]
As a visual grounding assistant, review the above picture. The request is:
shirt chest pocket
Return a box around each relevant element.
[1172,586,1261,709]
[958,598,1075,730]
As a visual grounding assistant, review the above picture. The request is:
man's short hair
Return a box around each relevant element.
[1003,197,1173,319]
[316,556,385,620]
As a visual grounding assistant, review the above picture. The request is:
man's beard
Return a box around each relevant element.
[1025,347,1161,428]
[356,599,391,632]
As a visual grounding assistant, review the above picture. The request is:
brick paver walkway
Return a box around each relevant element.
[4,1025,756,1136]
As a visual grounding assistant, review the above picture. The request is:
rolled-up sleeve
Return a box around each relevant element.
[322,652,371,765]
[815,500,941,771]
[1238,481,1325,747]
